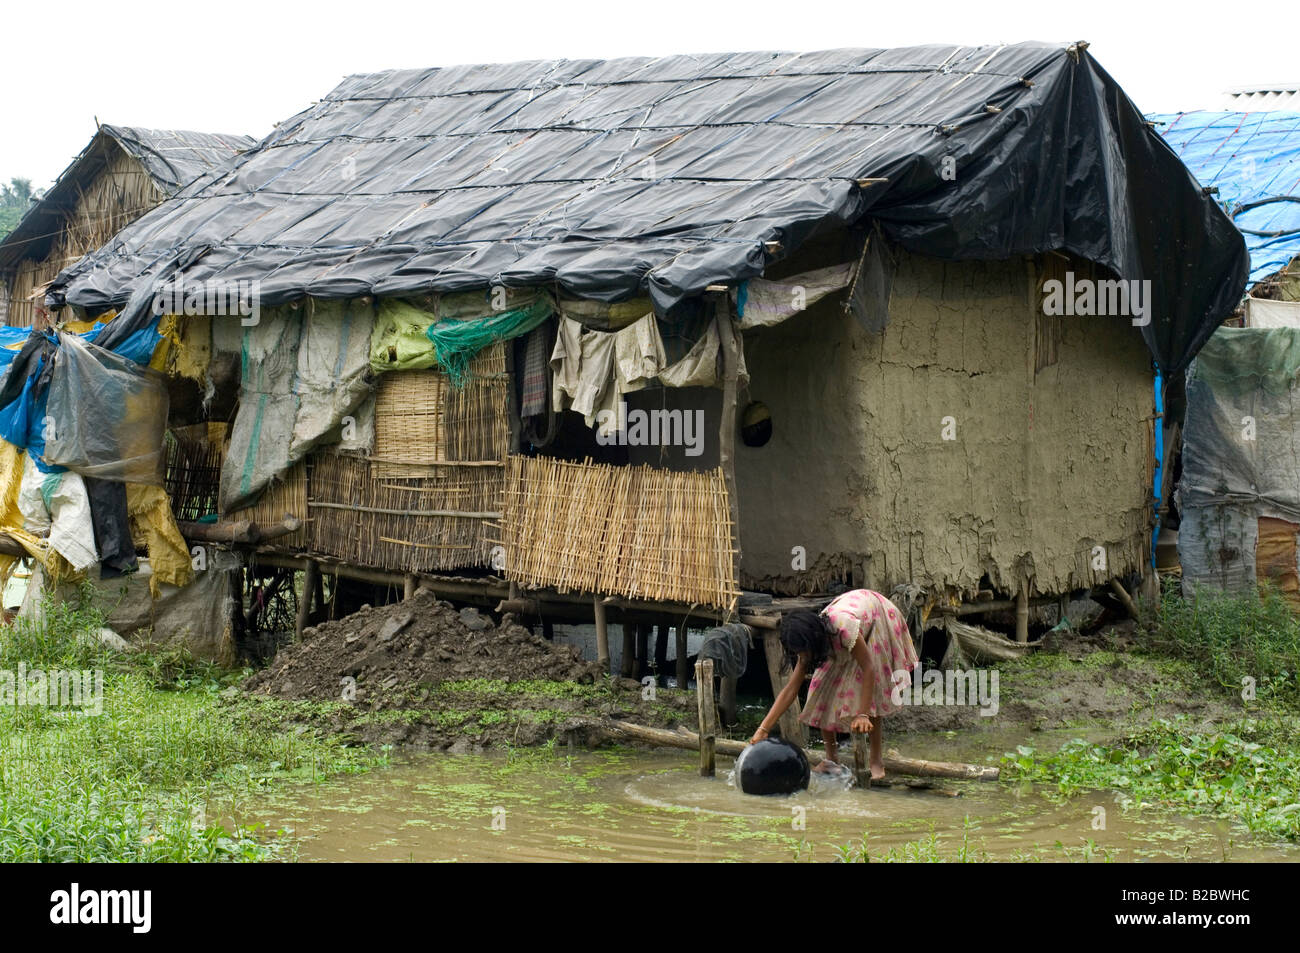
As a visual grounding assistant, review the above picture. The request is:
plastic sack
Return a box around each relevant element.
[43,332,169,484]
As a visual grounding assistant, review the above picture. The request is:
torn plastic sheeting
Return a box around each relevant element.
[220,315,302,514]
[20,555,237,666]
[1245,297,1300,328]
[290,298,375,460]
[17,454,97,572]
[43,332,169,485]
[1178,326,1300,595]
[734,262,856,329]
[222,299,377,513]
[1177,503,1258,597]
[49,44,1247,378]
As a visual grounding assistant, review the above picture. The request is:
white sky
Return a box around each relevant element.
[1,0,1290,189]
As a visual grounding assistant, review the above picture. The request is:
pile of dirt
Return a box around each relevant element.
[246,588,604,701]
[243,588,694,750]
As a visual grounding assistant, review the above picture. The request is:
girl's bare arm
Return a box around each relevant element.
[849,627,875,733]
[750,655,806,743]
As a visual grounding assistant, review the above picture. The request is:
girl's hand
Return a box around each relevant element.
[851,713,873,735]
[749,726,770,745]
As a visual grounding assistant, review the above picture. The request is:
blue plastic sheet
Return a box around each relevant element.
[1151,111,1300,287]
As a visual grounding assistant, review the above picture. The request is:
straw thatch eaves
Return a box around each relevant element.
[52,44,1246,375]
[0,126,253,326]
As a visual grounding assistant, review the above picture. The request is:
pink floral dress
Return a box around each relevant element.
[799,589,919,732]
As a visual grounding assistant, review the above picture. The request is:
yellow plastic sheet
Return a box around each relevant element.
[125,483,194,598]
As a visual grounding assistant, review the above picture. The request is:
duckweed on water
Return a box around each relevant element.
[1003,716,1300,841]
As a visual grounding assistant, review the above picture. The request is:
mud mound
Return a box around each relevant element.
[246,588,604,703]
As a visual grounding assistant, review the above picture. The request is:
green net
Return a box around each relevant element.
[426,296,552,387]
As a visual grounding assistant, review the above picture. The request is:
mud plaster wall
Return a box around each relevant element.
[735,251,1152,599]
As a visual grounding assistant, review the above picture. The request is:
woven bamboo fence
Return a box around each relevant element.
[309,451,501,571]
[230,458,310,547]
[371,344,507,476]
[497,455,739,611]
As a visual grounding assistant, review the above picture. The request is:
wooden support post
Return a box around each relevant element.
[716,296,742,577]
[763,629,807,746]
[654,623,669,683]
[504,335,522,454]
[295,559,317,640]
[1109,578,1140,620]
[620,623,636,678]
[676,626,689,688]
[404,573,417,600]
[635,624,649,680]
[695,658,717,777]
[593,596,610,674]
[719,674,738,728]
[1015,582,1029,644]
[853,731,869,789]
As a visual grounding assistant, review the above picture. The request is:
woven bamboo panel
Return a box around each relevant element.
[309,451,502,571]
[230,458,309,548]
[498,455,739,611]
[371,343,507,476]
[165,423,226,521]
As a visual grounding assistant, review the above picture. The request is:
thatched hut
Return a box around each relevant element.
[0,125,253,328]
[29,44,1245,673]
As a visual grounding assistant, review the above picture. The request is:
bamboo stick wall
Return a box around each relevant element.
[161,334,740,608]
[231,458,309,548]
[498,455,740,611]
[308,452,502,571]
[5,144,162,328]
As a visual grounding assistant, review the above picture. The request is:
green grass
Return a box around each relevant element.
[0,592,379,861]
[1147,580,1300,708]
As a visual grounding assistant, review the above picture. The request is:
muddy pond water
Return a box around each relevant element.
[227,733,1299,862]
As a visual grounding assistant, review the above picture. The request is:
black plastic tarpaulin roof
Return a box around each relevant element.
[49,42,1247,376]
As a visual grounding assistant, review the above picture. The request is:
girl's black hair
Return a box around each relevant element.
[779,608,832,673]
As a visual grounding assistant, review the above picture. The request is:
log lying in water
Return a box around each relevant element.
[605,720,999,781]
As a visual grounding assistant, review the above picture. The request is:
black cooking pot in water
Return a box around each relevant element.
[735,737,810,795]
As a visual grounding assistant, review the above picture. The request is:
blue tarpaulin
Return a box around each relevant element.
[1151,111,1300,287]
[0,316,162,470]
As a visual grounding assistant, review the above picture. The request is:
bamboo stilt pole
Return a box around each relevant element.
[719,674,738,727]
[594,596,611,674]
[620,623,636,678]
[1109,578,1140,620]
[1015,582,1029,643]
[295,559,318,640]
[676,626,689,688]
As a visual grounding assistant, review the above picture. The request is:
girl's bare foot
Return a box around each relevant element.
[870,760,886,781]
[813,760,840,774]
